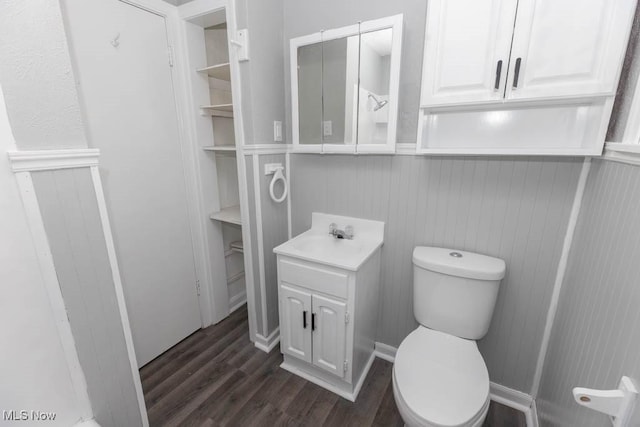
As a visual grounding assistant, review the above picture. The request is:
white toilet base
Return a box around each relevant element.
[392,369,490,427]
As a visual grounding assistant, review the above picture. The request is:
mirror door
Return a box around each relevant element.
[291,15,403,153]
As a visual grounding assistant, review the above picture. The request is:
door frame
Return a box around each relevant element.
[171,0,259,340]
[103,0,258,342]
[80,0,209,327]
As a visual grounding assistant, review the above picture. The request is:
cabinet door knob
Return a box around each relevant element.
[513,57,522,88]
[312,313,316,331]
[494,60,503,91]
[303,310,307,329]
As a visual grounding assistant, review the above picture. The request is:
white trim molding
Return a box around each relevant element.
[90,166,149,426]
[252,154,269,337]
[373,341,539,427]
[242,143,291,155]
[254,327,280,353]
[373,341,397,363]
[603,142,640,166]
[531,157,591,399]
[7,148,100,172]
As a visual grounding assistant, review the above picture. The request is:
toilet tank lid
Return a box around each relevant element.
[413,247,506,281]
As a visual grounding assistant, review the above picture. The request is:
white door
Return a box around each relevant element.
[506,0,636,100]
[420,0,518,106]
[64,0,201,367]
[280,285,312,362]
[312,294,346,378]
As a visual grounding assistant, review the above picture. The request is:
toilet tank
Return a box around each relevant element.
[413,247,506,340]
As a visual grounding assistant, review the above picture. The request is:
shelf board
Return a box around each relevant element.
[197,62,231,81]
[210,205,241,225]
[200,103,234,118]
[230,240,244,254]
[202,145,237,153]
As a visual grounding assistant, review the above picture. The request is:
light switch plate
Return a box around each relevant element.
[273,121,283,142]
[323,120,332,136]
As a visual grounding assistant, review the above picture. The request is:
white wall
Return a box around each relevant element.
[236,0,287,145]
[0,0,87,149]
[0,87,83,426]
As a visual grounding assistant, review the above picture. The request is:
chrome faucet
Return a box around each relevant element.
[329,223,354,240]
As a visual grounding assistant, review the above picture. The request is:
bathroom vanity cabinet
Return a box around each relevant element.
[274,213,385,401]
[276,253,381,401]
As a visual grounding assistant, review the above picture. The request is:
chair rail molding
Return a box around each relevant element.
[7,148,100,172]
[603,142,640,166]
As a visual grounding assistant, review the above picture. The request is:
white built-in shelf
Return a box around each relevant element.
[200,103,234,118]
[210,205,241,225]
[230,240,244,254]
[197,62,231,81]
[202,145,236,153]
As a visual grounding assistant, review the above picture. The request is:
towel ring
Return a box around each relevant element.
[269,167,288,203]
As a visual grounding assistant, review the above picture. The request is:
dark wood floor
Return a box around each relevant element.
[140,305,526,427]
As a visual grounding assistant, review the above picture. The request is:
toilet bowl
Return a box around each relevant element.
[392,247,505,427]
[393,327,490,427]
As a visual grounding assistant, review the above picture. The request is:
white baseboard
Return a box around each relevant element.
[374,341,538,427]
[254,327,280,353]
[374,341,397,363]
[228,292,247,314]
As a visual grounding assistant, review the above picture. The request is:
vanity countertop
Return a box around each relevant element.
[273,213,384,271]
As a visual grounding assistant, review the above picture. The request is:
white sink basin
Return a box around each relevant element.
[274,213,384,271]
[290,234,363,259]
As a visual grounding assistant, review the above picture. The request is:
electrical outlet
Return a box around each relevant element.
[323,120,332,136]
[273,121,283,142]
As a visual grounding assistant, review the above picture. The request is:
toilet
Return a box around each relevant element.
[392,247,506,427]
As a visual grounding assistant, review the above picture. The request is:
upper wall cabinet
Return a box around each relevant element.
[421,0,636,106]
[418,0,637,155]
[291,15,403,154]
[421,0,518,106]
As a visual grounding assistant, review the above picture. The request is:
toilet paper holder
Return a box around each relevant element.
[573,376,638,426]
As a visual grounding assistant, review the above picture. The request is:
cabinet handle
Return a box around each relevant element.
[311,313,316,331]
[494,60,503,90]
[513,57,522,89]
[303,310,307,329]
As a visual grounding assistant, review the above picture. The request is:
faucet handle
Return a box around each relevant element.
[329,223,337,234]
[345,225,354,239]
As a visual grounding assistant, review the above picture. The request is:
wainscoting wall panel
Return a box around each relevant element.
[536,159,640,426]
[257,154,290,333]
[32,168,142,427]
[244,155,265,335]
[290,154,582,393]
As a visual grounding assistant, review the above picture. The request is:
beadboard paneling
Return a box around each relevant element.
[258,154,289,333]
[290,154,582,393]
[32,168,142,427]
[537,159,640,426]
[244,155,265,334]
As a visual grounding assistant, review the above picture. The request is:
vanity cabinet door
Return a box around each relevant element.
[311,294,347,378]
[280,285,312,363]
[420,0,518,106]
[505,0,636,101]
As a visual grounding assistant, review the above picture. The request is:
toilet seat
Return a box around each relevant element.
[393,326,490,427]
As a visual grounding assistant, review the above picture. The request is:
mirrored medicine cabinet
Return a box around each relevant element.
[290,15,403,154]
